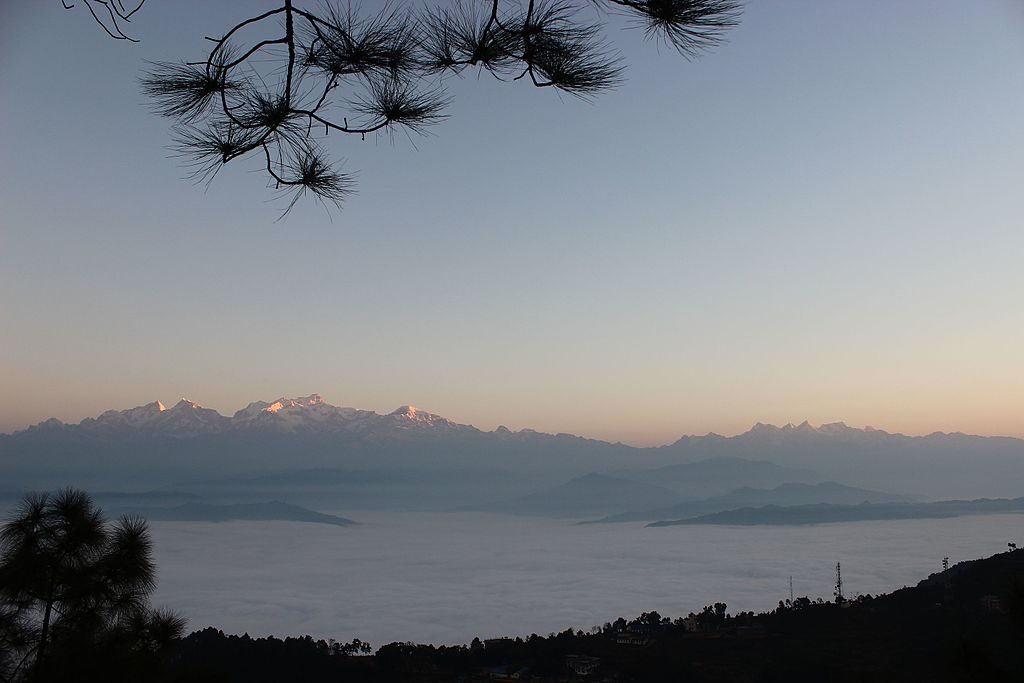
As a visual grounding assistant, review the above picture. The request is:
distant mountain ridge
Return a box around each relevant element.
[11,397,1020,446]
[590,481,917,524]
[465,472,684,518]
[4,396,1024,500]
[648,496,1024,527]
[17,394,474,439]
[610,457,818,498]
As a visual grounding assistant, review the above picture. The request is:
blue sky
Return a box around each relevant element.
[1,1,1022,444]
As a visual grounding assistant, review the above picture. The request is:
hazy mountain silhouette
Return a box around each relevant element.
[590,481,917,523]
[112,500,356,526]
[464,472,683,517]
[610,457,819,498]
[648,496,1024,527]
[656,421,1024,498]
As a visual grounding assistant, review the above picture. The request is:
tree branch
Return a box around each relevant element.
[137,0,741,217]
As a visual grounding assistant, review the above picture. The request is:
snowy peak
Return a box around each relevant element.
[125,400,167,416]
[17,394,373,438]
[95,400,166,427]
[232,400,273,419]
[170,398,202,411]
[745,421,857,437]
[263,394,324,414]
[264,401,292,414]
[749,422,781,434]
[391,405,423,418]
[388,405,460,430]
[229,394,380,434]
[80,398,226,436]
[792,420,816,434]
[233,394,326,419]
[817,421,856,435]
[154,399,228,436]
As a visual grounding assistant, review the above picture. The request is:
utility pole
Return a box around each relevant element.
[942,557,952,604]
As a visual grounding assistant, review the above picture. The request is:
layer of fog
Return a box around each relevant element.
[149,511,1021,646]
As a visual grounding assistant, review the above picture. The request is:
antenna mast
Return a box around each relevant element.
[834,562,844,603]
[942,557,952,604]
[789,575,794,604]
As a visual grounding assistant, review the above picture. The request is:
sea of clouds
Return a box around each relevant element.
[149,511,1022,646]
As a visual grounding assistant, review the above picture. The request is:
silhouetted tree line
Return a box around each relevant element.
[159,551,1024,682]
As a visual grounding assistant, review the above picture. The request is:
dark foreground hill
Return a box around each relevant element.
[154,549,1024,682]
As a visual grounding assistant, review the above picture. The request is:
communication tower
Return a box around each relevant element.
[942,557,953,604]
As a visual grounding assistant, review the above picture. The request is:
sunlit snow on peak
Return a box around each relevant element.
[172,398,202,410]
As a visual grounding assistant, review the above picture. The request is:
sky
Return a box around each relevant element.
[1,1,1023,446]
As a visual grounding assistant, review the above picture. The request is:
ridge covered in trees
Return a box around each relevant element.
[150,550,1024,681]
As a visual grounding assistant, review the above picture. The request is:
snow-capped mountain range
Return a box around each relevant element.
[18,394,474,439]
[3,395,1023,500]
[11,394,1014,445]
